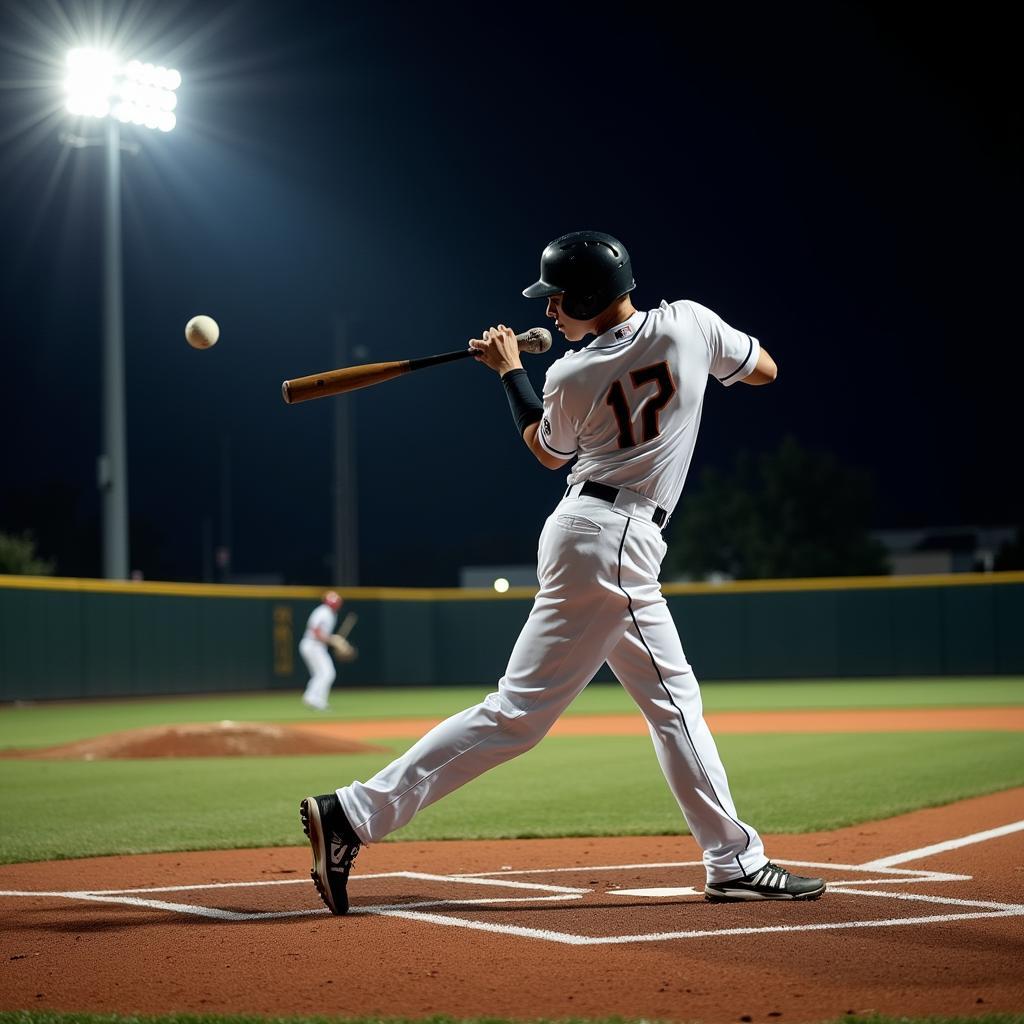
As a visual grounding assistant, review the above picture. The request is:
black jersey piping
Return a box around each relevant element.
[537,429,577,457]
[614,517,753,876]
[718,334,755,382]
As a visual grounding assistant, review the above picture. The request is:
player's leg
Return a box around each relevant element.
[604,521,766,882]
[607,612,767,881]
[300,640,333,710]
[311,649,336,707]
[337,511,632,842]
[298,638,319,703]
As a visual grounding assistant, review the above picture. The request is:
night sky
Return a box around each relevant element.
[0,1,1019,585]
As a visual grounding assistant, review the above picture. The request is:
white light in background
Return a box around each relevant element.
[65,48,180,132]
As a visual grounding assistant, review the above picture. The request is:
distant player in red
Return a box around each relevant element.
[299,591,341,711]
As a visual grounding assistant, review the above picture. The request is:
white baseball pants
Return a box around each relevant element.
[300,638,336,709]
[338,491,766,883]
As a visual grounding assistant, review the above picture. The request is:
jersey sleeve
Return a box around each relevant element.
[538,363,579,460]
[685,300,761,387]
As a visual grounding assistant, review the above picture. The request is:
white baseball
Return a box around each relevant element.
[185,315,220,349]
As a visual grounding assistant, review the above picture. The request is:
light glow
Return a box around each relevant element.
[65,48,181,132]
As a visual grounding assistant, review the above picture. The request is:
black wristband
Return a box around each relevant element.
[501,368,544,436]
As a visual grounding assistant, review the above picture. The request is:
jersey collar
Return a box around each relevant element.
[587,310,647,349]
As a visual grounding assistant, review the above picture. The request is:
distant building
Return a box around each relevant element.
[872,526,1016,575]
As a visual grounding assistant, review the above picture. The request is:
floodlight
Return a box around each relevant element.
[64,48,181,133]
[64,48,115,118]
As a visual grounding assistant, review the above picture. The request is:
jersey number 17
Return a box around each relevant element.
[605,361,677,449]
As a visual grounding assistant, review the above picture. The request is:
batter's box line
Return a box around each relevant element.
[370,901,1024,946]
[453,860,972,885]
[16,870,588,899]
[0,871,590,924]
[3,817,1021,938]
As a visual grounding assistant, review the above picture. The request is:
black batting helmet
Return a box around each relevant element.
[522,230,635,321]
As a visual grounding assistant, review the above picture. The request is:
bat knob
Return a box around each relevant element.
[517,327,553,354]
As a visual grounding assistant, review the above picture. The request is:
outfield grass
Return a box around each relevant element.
[1,678,1022,864]
[2,678,1022,749]
[1,730,1022,864]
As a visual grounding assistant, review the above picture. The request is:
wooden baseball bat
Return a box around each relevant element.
[281,328,552,405]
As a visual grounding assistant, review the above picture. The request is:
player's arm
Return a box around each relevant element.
[740,345,778,386]
[686,301,774,388]
[523,421,571,469]
[470,325,570,470]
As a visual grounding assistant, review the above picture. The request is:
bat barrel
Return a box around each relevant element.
[282,360,411,404]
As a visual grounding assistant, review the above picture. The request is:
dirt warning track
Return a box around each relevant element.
[2,788,1023,1023]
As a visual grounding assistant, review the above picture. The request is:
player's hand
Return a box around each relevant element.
[469,325,523,376]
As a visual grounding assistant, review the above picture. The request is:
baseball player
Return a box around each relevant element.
[299,591,342,711]
[301,231,825,912]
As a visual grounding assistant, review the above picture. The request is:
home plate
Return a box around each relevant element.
[609,886,703,898]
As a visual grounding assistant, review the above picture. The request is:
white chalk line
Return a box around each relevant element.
[0,888,585,922]
[0,871,588,922]
[860,819,1024,868]
[366,905,1023,946]
[458,860,970,883]
[826,888,1024,912]
[18,869,588,899]
[2,815,1021,942]
[3,884,1019,937]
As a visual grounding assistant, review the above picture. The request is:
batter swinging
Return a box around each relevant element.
[301,230,825,912]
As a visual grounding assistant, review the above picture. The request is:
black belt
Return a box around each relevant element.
[568,481,668,528]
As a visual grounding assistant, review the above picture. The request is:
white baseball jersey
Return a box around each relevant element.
[538,300,761,515]
[338,295,771,886]
[303,604,337,643]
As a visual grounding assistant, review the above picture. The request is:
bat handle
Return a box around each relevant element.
[407,348,476,372]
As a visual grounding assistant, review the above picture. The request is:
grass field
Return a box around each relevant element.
[0,677,1022,864]
[3,677,1023,748]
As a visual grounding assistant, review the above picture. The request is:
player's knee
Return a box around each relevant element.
[483,690,528,722]
[481,690,554,752]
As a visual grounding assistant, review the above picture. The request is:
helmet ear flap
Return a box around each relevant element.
[561,291,599,321]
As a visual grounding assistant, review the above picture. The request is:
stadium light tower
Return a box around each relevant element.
[63,48,180,579]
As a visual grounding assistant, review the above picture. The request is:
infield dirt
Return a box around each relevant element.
[2,787,1022,1023]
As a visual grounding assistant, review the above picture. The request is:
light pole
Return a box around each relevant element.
[63,48,180,578]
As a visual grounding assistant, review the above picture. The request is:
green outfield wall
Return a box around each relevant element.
[1,572,1023,699]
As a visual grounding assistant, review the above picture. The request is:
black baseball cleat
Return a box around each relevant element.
[705,861,825,902]
[300,793,361,915]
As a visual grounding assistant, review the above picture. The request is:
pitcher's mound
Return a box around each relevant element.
[1,721,382,760]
